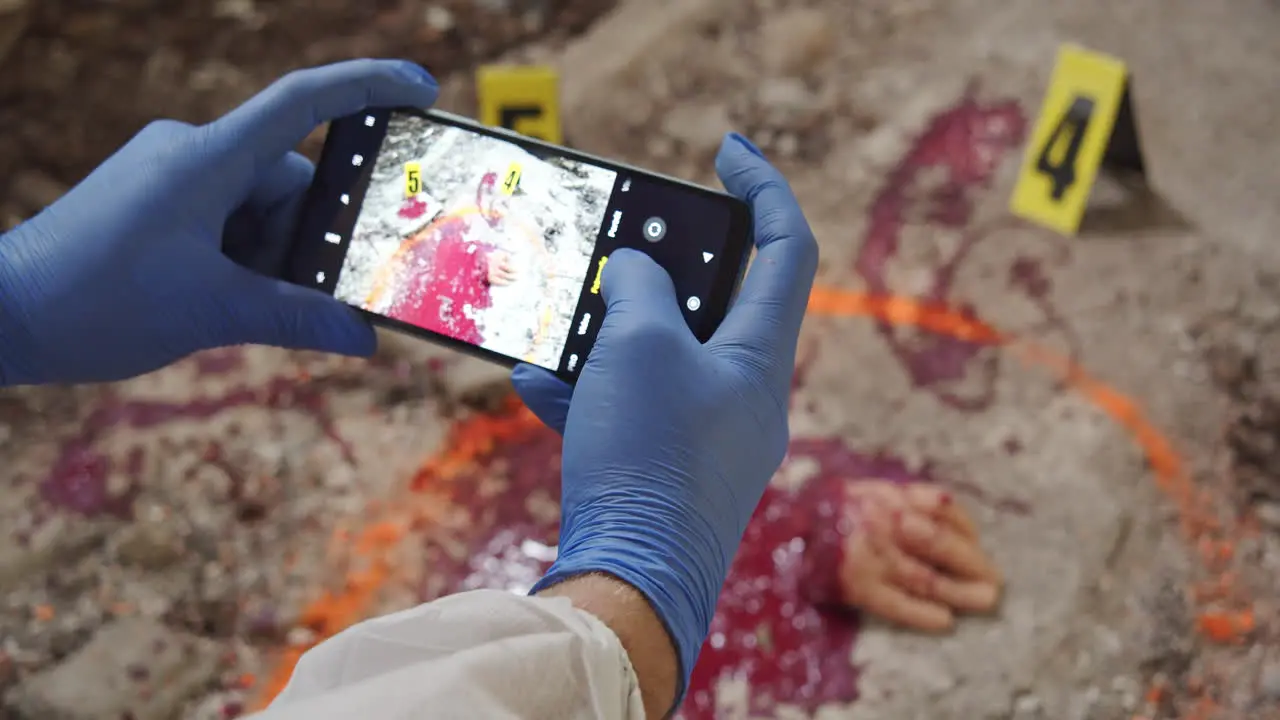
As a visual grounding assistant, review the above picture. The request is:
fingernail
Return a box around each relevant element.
[729,132,766,159]
[402,61,439,88]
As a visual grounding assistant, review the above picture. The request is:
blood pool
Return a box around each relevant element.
[380,215,497,346]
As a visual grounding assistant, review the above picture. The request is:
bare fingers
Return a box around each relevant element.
[896,510,1001,586]
[882,534,1000,613]
[836,480,1003,630]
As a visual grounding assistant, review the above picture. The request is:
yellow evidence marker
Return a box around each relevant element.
[590,256,608,295]
[1010,44,1148,236]
[404,161,422,198]
[501,162,523,196]
[477,65,563,144]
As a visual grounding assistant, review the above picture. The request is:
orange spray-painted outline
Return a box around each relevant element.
[254,287,1247,712]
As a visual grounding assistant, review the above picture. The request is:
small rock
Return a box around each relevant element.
[646,134,676,159]
[758,8,835,75]
[660,102,732,153]
[774,133,801,158]
[1012,693,1042,718]
[1255,501,1280,531]
[115,519,184,570]
[756,77,822,125]
[1260,656,1280,700]
[423,5,455,32]
[4,619,220,720]
[0,517,109,593]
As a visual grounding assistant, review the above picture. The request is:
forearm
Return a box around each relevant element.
[537,573,678,720]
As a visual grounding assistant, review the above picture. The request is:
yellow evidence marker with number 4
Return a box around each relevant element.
[1009,44,1132,236]
[404,161,422,198]
[501,162,522,196]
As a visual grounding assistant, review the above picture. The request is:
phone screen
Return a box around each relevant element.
[290,109,752,379]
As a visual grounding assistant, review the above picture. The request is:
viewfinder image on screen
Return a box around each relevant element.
[332,114,618,370]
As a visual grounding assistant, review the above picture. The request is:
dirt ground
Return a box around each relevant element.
[3,0,1280,719]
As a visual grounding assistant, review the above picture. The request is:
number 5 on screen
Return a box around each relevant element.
[405,162,422,197]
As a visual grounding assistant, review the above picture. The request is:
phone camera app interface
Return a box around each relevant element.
[331,115,618,372]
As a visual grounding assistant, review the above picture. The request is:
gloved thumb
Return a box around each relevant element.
[598,248,682,329]
[211,263,377,357]
[511,363,572,434]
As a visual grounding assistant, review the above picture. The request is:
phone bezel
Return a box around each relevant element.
[292,107,755,382]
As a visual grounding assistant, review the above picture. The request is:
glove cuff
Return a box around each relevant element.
[531,519,730,712]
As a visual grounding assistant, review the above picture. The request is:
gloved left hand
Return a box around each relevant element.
[0,59,440,387]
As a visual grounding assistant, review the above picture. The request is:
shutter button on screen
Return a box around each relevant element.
[642,217,667,243]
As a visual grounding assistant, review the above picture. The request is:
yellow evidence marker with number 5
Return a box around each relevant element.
[1009,44,1131,236]
[404,161,422,198]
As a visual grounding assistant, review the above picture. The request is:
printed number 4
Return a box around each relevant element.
[504,171,519,192]
[1035,94,1096,202]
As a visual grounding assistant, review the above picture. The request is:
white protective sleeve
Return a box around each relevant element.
[246,589,645,720]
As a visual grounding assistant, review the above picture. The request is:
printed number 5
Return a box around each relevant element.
[406,168,421,195]
[1036,94,1095,202]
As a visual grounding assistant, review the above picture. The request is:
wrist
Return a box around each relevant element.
[534,503,732,710]
[537,573,678,719]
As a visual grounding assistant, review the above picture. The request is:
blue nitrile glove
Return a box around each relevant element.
[515,133,819,705]
[0,60,440,387]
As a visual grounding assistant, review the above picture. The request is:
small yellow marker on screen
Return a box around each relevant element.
[501,162,522,196]
[590,256,608,295]
[404,162,422,198]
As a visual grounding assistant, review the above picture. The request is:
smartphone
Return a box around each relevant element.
[287,108,753,381]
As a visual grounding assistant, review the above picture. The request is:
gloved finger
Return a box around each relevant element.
[210,59,439,169]
[245,151,314,212]
[598,248,686,334]
[206,258,377,356]
[709,132,819,361]
[511,363,572,434]
[223,153,316,275]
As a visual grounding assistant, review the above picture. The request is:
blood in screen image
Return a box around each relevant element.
[333,115,617,370]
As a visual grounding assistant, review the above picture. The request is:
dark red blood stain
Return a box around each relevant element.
[1003,436,1023,455]
[42,377,350,518]
[854,90,1029,411]
[413,410,1027,718]
[382,173,506,346]
[684,468,861,718]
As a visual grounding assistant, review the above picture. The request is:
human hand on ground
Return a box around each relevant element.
[511,133,819,706]
[836,481,1002,631]
[486,251,517,286]
[0,60,440,387]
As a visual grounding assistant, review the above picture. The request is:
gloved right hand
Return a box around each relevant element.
[514,133,819,707]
